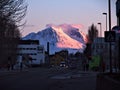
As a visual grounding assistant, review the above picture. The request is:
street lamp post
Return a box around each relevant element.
[98,22,102,72]
[98,23,102,37]
[103,13,107,31]
[108,0,112,73]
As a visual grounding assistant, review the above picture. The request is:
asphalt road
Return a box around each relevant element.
[0,67,97,90]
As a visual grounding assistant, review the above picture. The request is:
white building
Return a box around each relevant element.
[17,40,45,66]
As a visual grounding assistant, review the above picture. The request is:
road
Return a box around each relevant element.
[0,67,98,90]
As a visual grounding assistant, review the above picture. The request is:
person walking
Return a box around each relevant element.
[18,55,23,71]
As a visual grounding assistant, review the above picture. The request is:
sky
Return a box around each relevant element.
[22,0,117,37]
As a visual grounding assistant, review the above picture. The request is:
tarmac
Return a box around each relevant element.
[0,67,98,78]
[0,68,29,78]
[0,67,98,90]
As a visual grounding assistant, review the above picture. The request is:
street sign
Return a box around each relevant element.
[105,31,116,42]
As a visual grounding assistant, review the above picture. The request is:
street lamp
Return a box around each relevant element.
[108,0,112,73]
[103,13,107,31]
[98,23,102,37]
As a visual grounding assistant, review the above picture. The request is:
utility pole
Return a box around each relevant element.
[108,0,112,73]
[47,42,50,66]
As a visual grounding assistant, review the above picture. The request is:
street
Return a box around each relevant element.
[0,67,98,90]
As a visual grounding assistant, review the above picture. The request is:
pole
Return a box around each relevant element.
[106,14,107,31]
[100,23,102,37]
[98,23,102,37]
[103,13,107,31]
[47,42,50,66]
[108,0,112,73]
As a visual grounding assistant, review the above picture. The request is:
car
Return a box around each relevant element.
[60,62,66,67]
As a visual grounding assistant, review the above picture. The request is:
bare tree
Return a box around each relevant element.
[0,0,27,23]
[0,0,27,67]
[88,24,98,43]
[84,24,98,62]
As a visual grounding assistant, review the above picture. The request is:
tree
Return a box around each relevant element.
[84,24,98,61]
[88,24,98,43]
[0,0,27,67]
[0,0,27,24]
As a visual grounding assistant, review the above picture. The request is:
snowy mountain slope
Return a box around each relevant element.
[23,24,88,54]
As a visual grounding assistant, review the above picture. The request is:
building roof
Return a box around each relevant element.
[19,40,39,45]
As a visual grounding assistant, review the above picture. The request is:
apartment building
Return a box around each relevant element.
[17,40,45,66]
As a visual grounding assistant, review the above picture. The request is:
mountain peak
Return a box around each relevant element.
[23,24,88,54]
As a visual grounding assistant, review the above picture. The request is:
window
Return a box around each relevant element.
[32,59,36,60]
[38,47,43,53]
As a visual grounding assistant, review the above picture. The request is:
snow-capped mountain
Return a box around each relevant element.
[23,24,88,54]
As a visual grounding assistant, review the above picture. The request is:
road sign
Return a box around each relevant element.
[105,31,116,42]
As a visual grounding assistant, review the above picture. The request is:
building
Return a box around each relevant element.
[116,0,120,71]
[116,0,120,26]
[49,50,68,66]
[91,37,115,71]
[114,33,120,70]
[17,40,45,66]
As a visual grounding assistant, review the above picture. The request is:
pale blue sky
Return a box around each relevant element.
[22,0,117,37]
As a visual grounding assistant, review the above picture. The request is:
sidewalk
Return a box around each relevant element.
[96,73,120,90]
